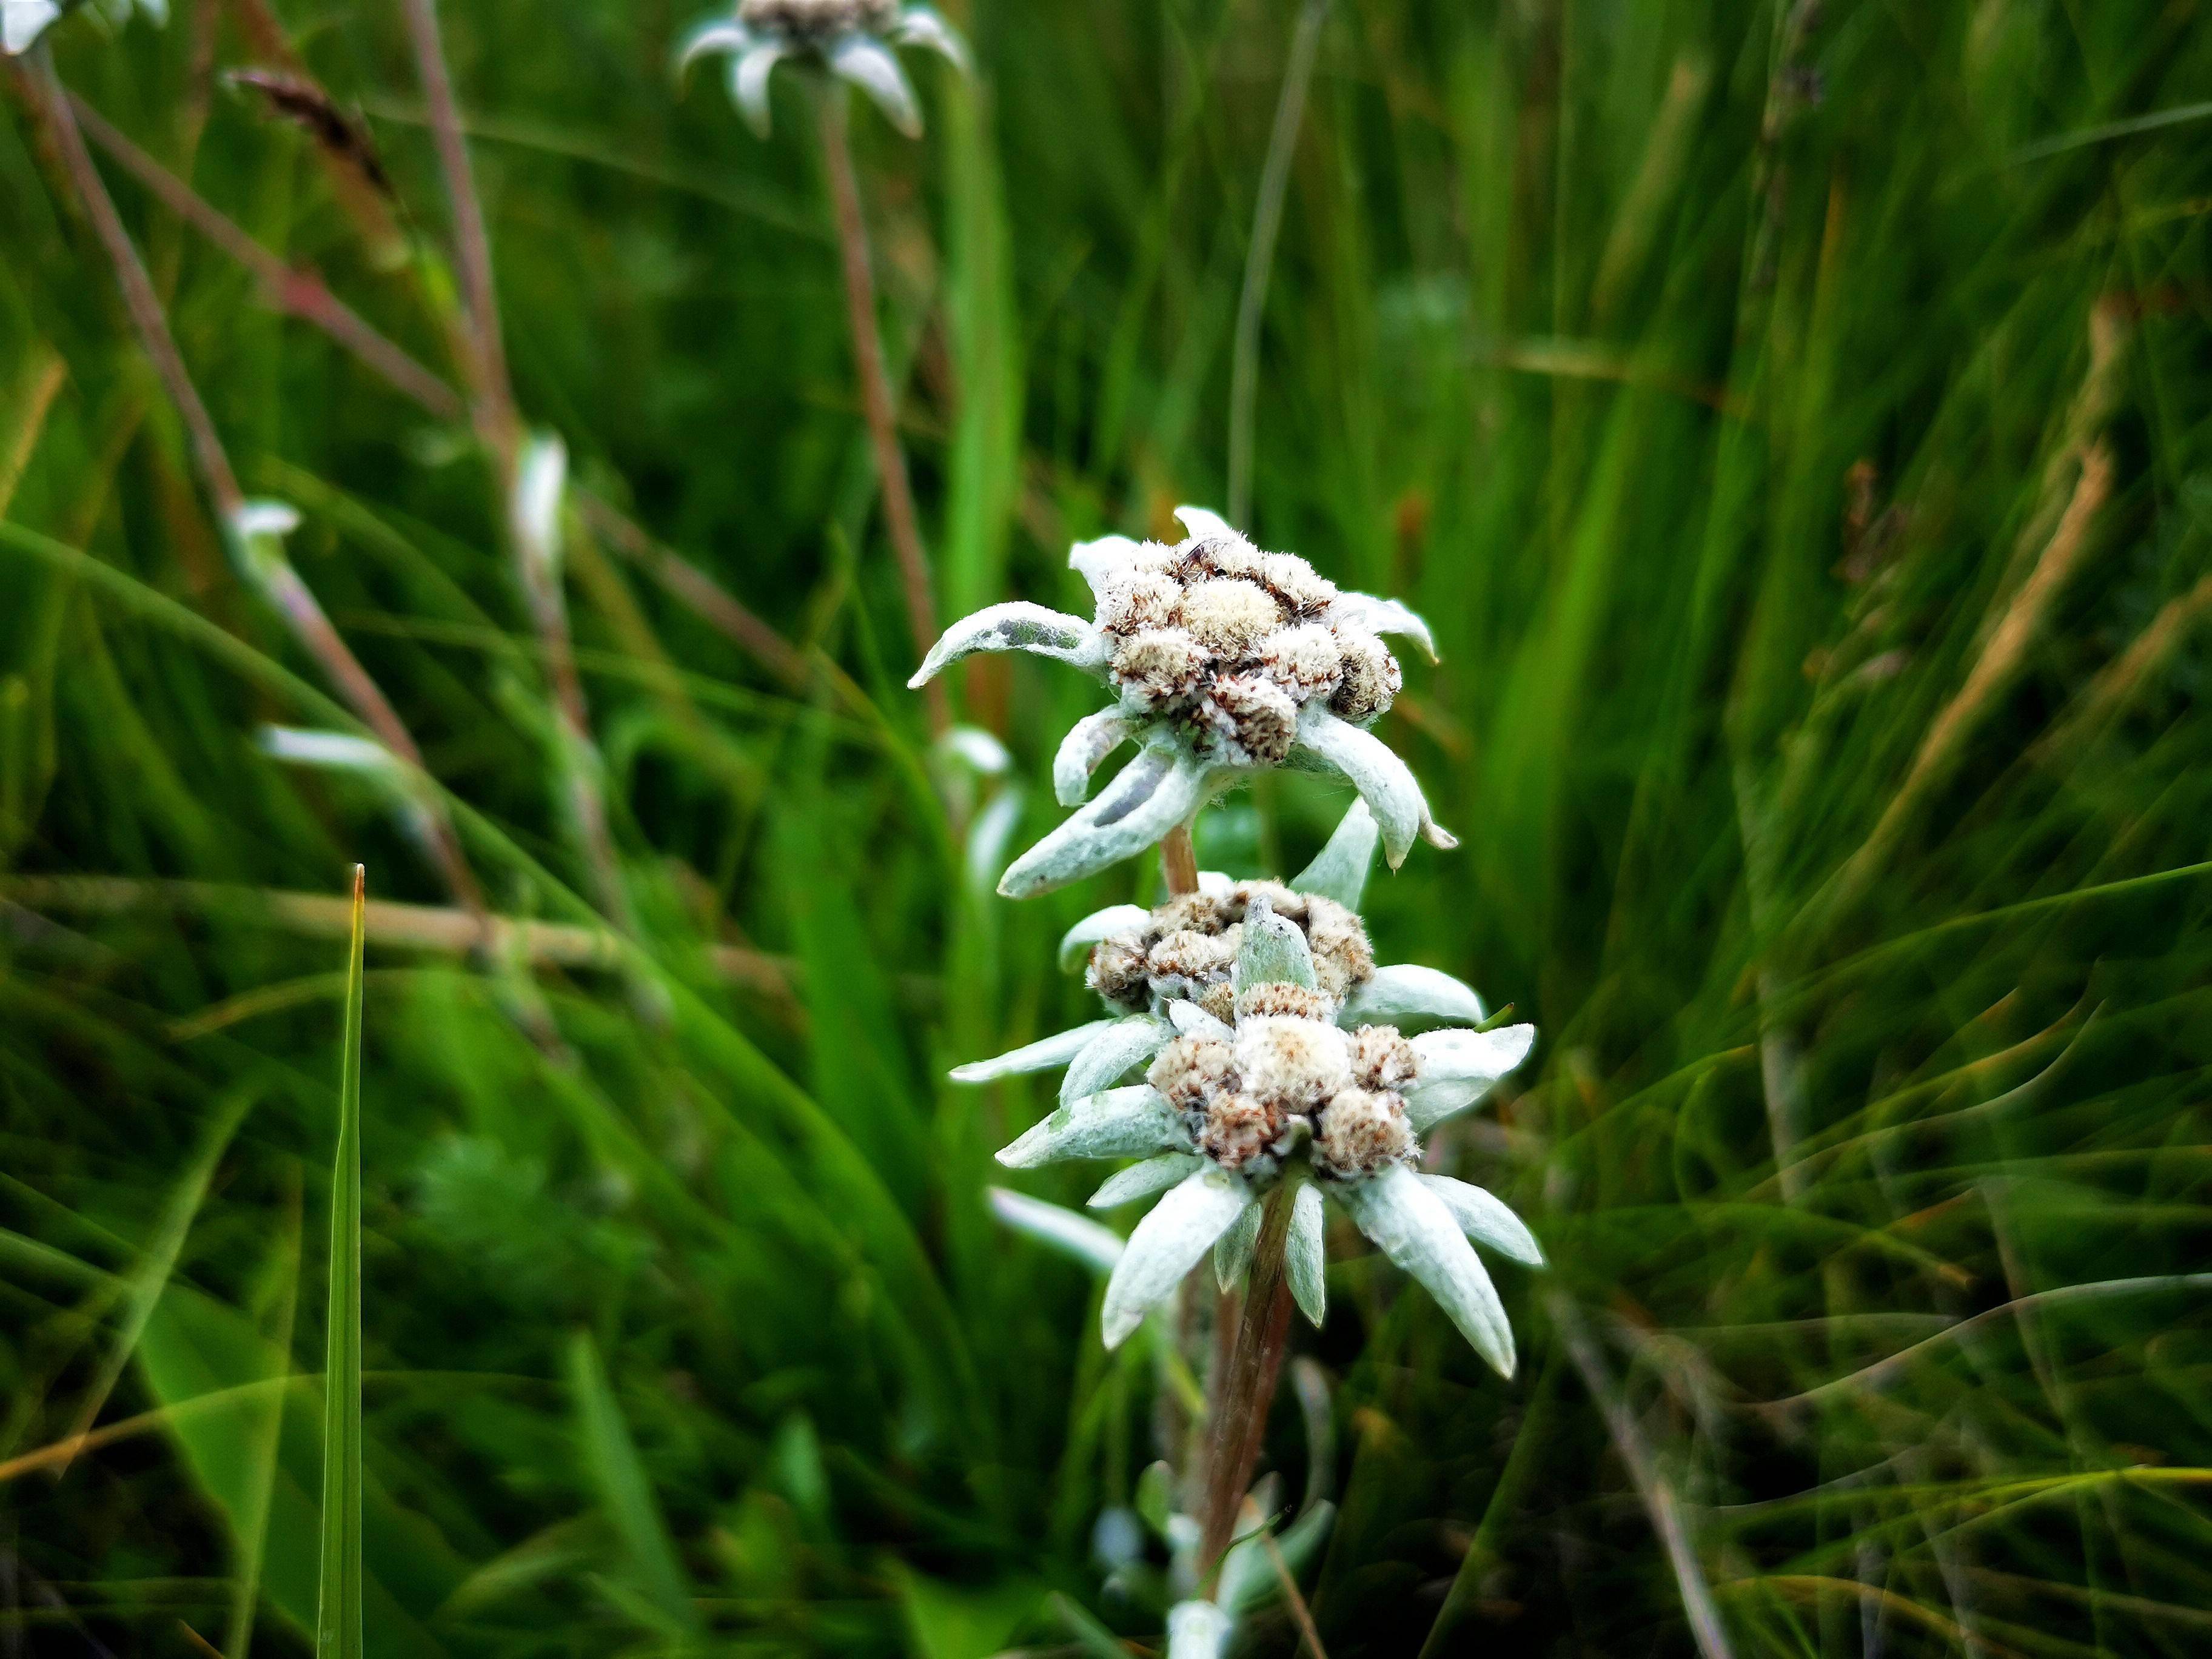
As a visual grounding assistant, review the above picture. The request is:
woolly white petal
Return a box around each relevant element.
[1088,1153,1203,1209]
[1102,1170,1253,1347]
[731,40,791,135]
[1415,1174,1544,1266]
[1167,1000,1235,1041]
[1285,1182,1327,1326]
[1165,1600,1235,1659]
[1336,591,1439,663]
[1338,964,1486,1029]
[1291,799,1379,911]
[1213,1199,1262,1290]
[1401,1025,1536,1132]
[829,33,921,136]
[4,0,62,52]
[1291,704,1446,867]
[1197,869,1236,898]
[1338,1164,1515,1375]
[675,16,752,73]
[1234,895,1318,993]
[1068,533,1147,595]
[987,1187,1122,1275]
[1053,709,1135,806]
[950,1019,1114,1084]
[891,4,971,73]
[939,723,1010,777]
[910,602,1107,688]
[996,1086,1187,1169]
[999,749,1213,899]
[1062,1015,1172,1105]
[1059,905,1149,973]
[1173,504,1238,544]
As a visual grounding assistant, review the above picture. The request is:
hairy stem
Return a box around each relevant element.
[1161,823,1201,897]
[818,85,948,735]
[1199,1181,1296,1581]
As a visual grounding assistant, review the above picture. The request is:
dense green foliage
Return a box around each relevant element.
[4,0,2211,1653]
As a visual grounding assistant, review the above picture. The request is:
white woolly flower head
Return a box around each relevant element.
[955,819,1540,1375]
[911,506,1453,897]
[675,0,967,137]
[5,0,166,56]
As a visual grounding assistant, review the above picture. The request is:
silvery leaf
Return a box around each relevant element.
[1167,1000,1235,1041]
[939,723,1010,777]
[1291,704,1450,867]
[224,498,301,585]
[1059,904,1148,972]
[731,40,791,135]
[1102,1168,1253,1347]
[510,432,566,578]
[1053,709,1135,806]
[1164,1600,1235,1659]
[1088,1153,1202,1209]
[257,727,399,776]
[1290,799,1379,911]
[950,1018,1114,1084]
[999,748,1213,899]
[1402,1024,1535,1132]
[890,3,970,73]
[1338,965,1486,1029]
[1173,504,1239,545]
[1068,533,1148,594]
[1235,895,1318,993]
[1218,1498,1335,1615]
[1416,1174,1544,1266]
[1213,1199,1262,1290]
[910,601,1108,687]
[997,1085,1188,1169]
[1062,1014,1172,1105]
[1338,1164,1515,1376]
[1335,591,1439,663]
[987,1187,1122,1275]
[4,0,62,52]
[829,33,921,136]
[1285,1182,1326,1326]
[674,14,751,73]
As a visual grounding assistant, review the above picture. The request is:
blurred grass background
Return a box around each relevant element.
[4,0,2212,1653]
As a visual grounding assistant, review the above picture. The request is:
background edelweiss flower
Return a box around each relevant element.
[910,506,1454,897]
[676,0,967,136]
[5,0,163,56]
[955,808,1538,1374]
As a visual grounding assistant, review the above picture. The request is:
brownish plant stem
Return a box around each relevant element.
[817,85,949,736]
[1161,823,1201,897]
[22,50,487,921]
[1198,1181,1296,1581]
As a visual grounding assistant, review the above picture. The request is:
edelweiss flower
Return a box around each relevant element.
[677,0,968,137]
[956,805,1538,1373]
[5,0,164,55]
[911,507,1453,897]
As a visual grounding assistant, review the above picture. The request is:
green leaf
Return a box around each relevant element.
[566,1331,702,1638]
[316,866,367,1659]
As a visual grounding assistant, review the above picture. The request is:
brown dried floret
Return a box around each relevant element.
[1329,625,1402,723]
[1198,1093,1289,1171]
[1259,623,1345,702]
[742,0,899,36]
[1190,532,1267,583]
[1146,927,1238,985]
[1259,552,1339,615]
[1198,980,1239,1024]
[1087,933,1153,1011]
[1312,1086,1415,1178]
[1203,674,1299,765]
[1235,1014,1352,1110]
[1152,891,1228,937]
[1178,578,1284,659]
[1149,1035,1236,1111]
[1236,980,1335,1022]
[1233,880,1308,925]
[1347,1024,1417,1091]
[1111,627,1207,708]
[1097,569,1184,637]
[1303,897,1376,1001]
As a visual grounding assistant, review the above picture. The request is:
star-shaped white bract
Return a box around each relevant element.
[677,0,967,137]
[5,0,164,55]
[955,804,1539,1373]
[911,507,1453,897]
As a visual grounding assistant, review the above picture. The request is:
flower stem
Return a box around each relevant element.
[818,84,950,737]
[1198,1180,1296,1582]
[1161,823,1201,897]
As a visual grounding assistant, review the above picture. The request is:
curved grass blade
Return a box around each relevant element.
[315,866,366,1659]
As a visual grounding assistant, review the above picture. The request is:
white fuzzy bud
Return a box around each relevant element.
[1096,569,1183,637]
[1312,1085,1416,1178]
[1202,673,1299,765]
[1260,622,1346,700]
[1260,551,1339,615]
[1110,627,1207,708]
[1178,578,1284,659]
[1197,1092,1290,1171]
[1235,980,1335,1022]
[1348,1024,1418,1090]
[1329,623,1403,723]
[1235,1014,1352,1111]
[1149,1034,1237,1111]
[742,0,898,36]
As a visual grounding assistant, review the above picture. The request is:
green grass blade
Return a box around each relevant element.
[315,865,366,1659]
[566,1330,701,1639]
